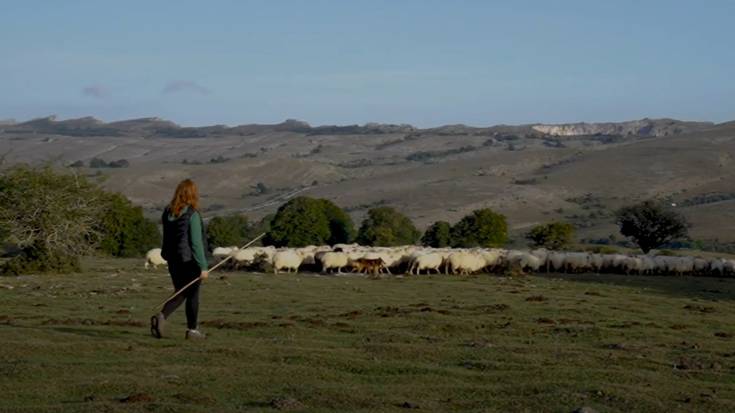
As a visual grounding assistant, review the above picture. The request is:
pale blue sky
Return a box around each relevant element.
[1,0,733,127]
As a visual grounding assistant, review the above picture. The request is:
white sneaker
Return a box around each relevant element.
[185,329,206,340]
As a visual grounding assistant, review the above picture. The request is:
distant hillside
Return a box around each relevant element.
[1,115,718,140]
[1,115,733,246]
[532,118,714,137]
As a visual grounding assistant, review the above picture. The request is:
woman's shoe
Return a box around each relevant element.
[185,329,206,340]
[150,313,165,338]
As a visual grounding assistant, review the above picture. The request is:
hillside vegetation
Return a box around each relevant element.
[2,117,734,246]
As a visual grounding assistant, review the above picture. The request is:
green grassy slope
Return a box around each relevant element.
[1,258,733,412]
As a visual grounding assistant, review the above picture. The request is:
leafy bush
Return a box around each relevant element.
[97,193,161,257]
[89,157,129,168]
[421,221,451,247]
[450,208,507,248]
[264,197,353,247]
[206,214,250,249]
[2,248,81,275]
[405,146,476,162]
[356,207,420,246]
[615,200,688,253]
[209,155,229,164]
[0,165,106,275]
[526,221,575,250]
[320,199,355,245]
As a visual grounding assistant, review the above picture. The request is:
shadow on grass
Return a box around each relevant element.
[536,273,735,301]
[47,326,141,339]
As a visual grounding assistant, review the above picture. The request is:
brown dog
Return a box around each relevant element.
[351,257,386,278]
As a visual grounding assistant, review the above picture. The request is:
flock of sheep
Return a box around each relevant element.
[145,244,735,277]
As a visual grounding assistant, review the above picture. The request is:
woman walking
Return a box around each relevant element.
[151,179,209,339]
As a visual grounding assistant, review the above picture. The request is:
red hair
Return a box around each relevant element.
[169,179,199,216]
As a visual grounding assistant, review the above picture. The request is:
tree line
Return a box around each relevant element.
[0,165,689,275]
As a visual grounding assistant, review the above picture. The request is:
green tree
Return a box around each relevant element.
[0,165,106,275]
[319,199,355,245]
[526,221,575,250]
[450,208,508,248]
[264,197,331,247]
[356,207,420,246]
[421,221,452,247]
[206,214,250,249]
[263,197,353,247]
[98,193,161,257]
[615,200,688,253]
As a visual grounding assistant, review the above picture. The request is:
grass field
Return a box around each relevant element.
[1,258,734,413]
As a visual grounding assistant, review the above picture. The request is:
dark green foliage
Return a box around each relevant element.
[0,165,106,275]
[89,157,107,168]
[526,221,575,250]
[1,245,81,275]
[450,208,508,248]
[615,200,689,253]
[89,158,129,168]
[252,182,269,195]
[107,159,129,168]
[265,197,352,247]
[206,214,250,249]
[405,146,476,162]
[320,199,355,245]
[248,214,274,246]
[97,193,161,258]
[421,221,452,247]
[209,155,229,164]
[356,207,420,246]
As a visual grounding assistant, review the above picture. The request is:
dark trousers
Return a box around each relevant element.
[162,260,201,330]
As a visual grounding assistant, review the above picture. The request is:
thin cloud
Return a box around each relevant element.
[162,80,210,95]
[81,85,109,99]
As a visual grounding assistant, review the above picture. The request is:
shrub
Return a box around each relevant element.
[0,165,106,275]
[615,200,688,253]
[89,157,108,168]
[107,159,129,168]
[526,221,575,250]
[88,158,129,168]
[320,199,355,245]
[97,193,161,257]
[356,207,420,246]
[421,221,452,247]
[450,208,507,248]
[206,214,250,249]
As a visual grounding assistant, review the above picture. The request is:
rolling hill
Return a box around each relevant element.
[2,116,734,245]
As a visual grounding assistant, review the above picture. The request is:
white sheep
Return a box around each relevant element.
[563,252,591,273]
[212,246,234,258]
[480,249,505,272]
[546,251,566,272]
[231,247,263,269]
[692,258,709,275]
[272,249,303,274]
[319,251,350,274]
[144,248,167,270]
[588,254,605,273]
[408,253,444,275]
[709,259,726,276]
[446,251,485,275]
[506,250,542,273]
